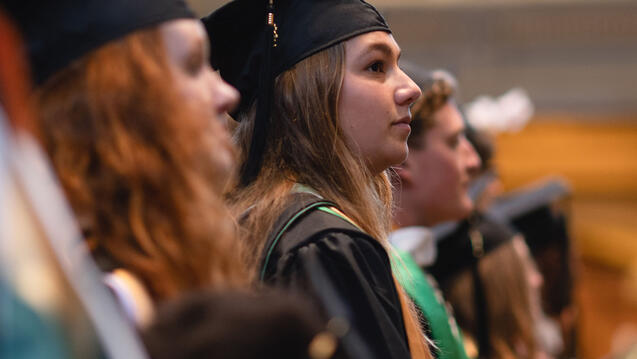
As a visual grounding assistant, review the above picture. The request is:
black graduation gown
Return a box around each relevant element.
[260,194,412,359]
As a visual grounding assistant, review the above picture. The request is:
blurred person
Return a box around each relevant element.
[1,9,146,358]
[462,95,571,358]
[143,290,348,359]
[392,70,560,359]
[462,127,502,213]
[390,70,480,359]
[203,0,431,358]
[485,180,571,358]
[2,32,346,358]
[432,220,552,359]
[4,0,247,325]
[428,134,566,358]
[392,70,481,228]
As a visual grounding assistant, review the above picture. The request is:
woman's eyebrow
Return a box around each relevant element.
[362,42,401,60]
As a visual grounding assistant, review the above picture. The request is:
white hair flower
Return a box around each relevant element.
[464,88,534,134]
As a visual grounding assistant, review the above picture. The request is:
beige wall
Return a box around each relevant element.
[186,0,226,15]
[188,0,631,15]
[190,0,637,115]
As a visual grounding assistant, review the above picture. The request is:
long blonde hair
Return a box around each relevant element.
[444,238,539,359]
[34,28,247,300]
[230,43,431,359]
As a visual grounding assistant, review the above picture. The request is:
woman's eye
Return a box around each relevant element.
[367,61,384,73]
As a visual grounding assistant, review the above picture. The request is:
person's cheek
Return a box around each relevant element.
[191,79,211,110]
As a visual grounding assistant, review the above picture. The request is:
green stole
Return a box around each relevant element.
[392,249,469,359]
[290,185,468,358]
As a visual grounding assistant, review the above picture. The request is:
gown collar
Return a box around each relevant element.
[389,226,437,267]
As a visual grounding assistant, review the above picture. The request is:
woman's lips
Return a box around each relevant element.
[392,115,412,126]
[392,122,411,132]
[392,116,412,132]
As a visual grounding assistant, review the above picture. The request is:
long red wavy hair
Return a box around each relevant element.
[34,27,247,300]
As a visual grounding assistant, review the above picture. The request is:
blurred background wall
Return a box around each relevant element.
[191,1,637,357]
[190,0,637,115]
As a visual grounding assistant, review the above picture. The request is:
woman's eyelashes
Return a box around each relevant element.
[367,60,385,74]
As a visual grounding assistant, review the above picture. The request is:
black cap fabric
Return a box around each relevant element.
[427,214,517,358]
[2,0,195,85]
[429,179,570,281]
[203,0,390,114]
[201,0,390,185]
[487,178,570,224]
[487,178,571,253]
[203,0,390,186]
[429,214,517,282]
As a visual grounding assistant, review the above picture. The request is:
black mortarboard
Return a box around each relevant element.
[487,178,571,251]
[2,0,194,85]
[488,178,573,316]
[429,214,516,282]
[429,214,517,358]
[487,178,570,224]
[203,0,390,185]
[429,179,571,357]
[428,178,570,279]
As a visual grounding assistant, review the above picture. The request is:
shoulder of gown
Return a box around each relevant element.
[264,209,412,359]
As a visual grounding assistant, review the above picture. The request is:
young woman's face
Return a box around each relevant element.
[338,31,421,174]
[160,19,239,125]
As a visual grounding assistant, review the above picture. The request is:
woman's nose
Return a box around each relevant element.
[395,69,421,107]
[211,71,239,115]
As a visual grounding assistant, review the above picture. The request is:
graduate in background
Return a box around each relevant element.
[427,87,567,358]
[203,0,430,357]
[0,9,146,357]
[143,289,347,359]
[390,70,480,359]
[2,3,356,358]
[431,213,557,359]
[3,0,247,323]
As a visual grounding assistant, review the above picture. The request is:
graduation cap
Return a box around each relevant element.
[429,178,571,357]
[1,0,195,85]
[487,178,571,252]
[488,178,573,315]
[487,178,570,223]
[429,214,516,283]
[429,177,571,256]
[202,0,390,185]
[429,213,517,358]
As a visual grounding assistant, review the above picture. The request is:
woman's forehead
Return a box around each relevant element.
[344,31,399,57]
[161,19,206,56]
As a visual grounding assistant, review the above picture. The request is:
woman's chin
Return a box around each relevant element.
[369,151,408,174]
[390,145,409,167]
